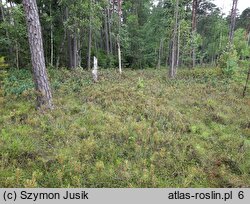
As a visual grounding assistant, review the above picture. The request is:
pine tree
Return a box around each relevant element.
[23,0,53,109]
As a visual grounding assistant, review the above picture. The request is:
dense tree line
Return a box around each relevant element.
[1,0,249,70]
[0,0,249,108]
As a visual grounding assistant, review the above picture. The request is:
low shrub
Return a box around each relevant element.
[218,45,239,77]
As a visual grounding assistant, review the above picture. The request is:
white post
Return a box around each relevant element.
[118,38,122,74]
[92,56,98,82]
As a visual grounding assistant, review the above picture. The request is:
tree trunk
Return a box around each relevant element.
[118,38,122,74]
[50,2,54,66]
[117,0,122,74]
[68,35,73,68]
[67,33,77,69]
[22,0,53,109]
[176,22,181,74]
[56,26,67,68]
[170,0,179,78]
[229,0,238,45]
[191,0,198,68]
[87,0,93,70]
[88,23,92,70]
[65,7,77,69]
[66,8,73,68]
[104,8,110,55]
[248,32,250,46]
[56,7,68,68]
[15,40,19,69]
[9,2,20,69]
[73,34,77,68]
[77,36,81,67]
[243,68,250,98]
[157,39,163,69]
[107,4,113,55]
[0,0,4,21]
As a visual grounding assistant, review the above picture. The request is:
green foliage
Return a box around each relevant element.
[177,67,221,81]
[2,69,34,96]
[234,29,250,59]
[1,0,250,188]
[0,56,8,69]
[1,0,245,70]
[137,77,145,89]
[0,4,28,67]
[198,10,228,64]
[236,8,250,31]
[0,68,249,188]
[95,51,117,68]
[218,46,239,77]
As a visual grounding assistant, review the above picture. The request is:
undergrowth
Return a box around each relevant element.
[0,67,249,187]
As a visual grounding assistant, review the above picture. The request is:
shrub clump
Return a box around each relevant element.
[218,46,239,77]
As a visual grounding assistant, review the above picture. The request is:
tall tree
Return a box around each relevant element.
[87,0,93,70]
[49,0,54,66]
[0,0,11,64]
[22,0,53,109]
[169,0,179,78]
[157,38,163,69]
[229,0,238,44]
[107,2,113,55]
[104,6,110,55]
[191,0,198,68]
[117,0,122,74]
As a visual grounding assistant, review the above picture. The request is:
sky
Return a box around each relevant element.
[214,0,250,15]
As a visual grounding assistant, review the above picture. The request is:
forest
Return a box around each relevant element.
[0,0,250,188]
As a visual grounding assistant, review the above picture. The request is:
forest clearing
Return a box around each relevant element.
[0,0,250,188]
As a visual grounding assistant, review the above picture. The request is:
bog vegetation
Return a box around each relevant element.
[0,67,250,187]
[0,0,250,187]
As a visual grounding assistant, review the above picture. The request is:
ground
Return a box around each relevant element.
[0,67,249,187]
